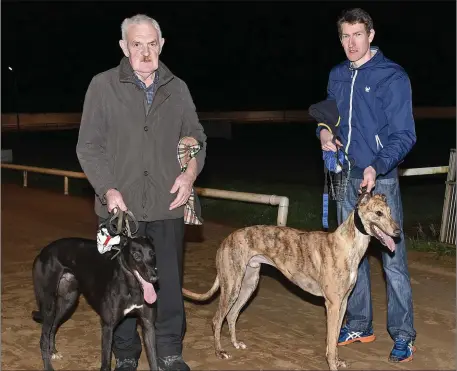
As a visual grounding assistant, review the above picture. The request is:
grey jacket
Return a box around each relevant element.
[76,57,207,222]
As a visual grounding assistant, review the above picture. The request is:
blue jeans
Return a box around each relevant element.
[336,176,416,342]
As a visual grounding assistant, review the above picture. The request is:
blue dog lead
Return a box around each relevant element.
[308,99,347,231]
[322,138,346,231]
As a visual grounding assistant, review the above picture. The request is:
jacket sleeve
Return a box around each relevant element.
[326,72,337,101]
[76,76,117,202]
[315,72,337,138]
[370,74,417,175]
[180,81,207,176]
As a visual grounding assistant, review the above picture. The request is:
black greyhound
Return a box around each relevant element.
[31,233,159,371]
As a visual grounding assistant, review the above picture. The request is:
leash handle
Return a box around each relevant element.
[107,208,123,235]
[106,208,139,237]
[332,136,356,169]
[360,185,368,194]
[125,210,139,236]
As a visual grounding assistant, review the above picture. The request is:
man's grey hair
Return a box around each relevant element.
[121,14,163,42]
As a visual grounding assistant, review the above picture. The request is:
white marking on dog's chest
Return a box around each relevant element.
[124,304,143,315]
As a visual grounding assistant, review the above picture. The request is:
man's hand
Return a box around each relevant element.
[105,188,127,213]
[320,129,342,152]
[169,172,195,210]
[361,166,376,193]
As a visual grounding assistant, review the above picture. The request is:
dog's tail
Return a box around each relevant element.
[182,276,220,301]
[31,310,43,323]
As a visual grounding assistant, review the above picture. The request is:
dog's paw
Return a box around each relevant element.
[328,357,348,370]
[337,358,348,368]
[52,352,63,360]
[216,350,232,360]
[233,341,247,350]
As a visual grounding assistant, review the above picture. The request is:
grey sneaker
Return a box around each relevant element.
[158,355,190,371]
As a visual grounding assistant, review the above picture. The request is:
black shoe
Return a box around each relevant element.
[114,358,138,371]
[158,355,190,371]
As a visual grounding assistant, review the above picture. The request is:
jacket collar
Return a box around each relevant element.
[348,46,383,71]
[118,57,174,87]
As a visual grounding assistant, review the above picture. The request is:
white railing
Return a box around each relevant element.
[195,187,289,227]
[1,161,453,231]
[439,149,456,245]
[1,163,87,195]
[0,164,290,226]
[398,166,449,176]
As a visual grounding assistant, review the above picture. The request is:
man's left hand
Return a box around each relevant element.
[361,166,376,193]
[169,172,195,210]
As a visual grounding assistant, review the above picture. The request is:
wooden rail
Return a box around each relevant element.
[1,107,455,132]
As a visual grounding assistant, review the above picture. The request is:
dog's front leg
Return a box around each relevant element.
[141,308,158,371]
[325,300,347,371]
[100,323,114,371]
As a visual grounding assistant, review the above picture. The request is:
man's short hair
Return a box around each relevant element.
[337,8,374,37]
[121,14,163,42]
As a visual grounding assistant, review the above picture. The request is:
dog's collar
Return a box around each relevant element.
[354,207,369,235]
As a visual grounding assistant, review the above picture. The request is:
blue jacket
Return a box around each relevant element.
[319,47,417,179]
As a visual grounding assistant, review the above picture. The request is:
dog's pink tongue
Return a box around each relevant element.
[381,231,396,252]
[135,272,157,304]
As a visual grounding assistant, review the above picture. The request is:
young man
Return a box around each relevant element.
[317,8,417,362]
[76,14,207,371]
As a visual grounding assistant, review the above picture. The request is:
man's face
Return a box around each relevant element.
[340,22,374,66]
[119,22,165,75]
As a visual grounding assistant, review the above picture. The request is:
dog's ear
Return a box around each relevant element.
[377,193,387,203]
[357,190,371,206]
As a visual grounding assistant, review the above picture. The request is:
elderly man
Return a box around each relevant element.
[76,14,207,371]
[316,7,417,364]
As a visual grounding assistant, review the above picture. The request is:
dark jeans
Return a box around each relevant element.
[99,217,186,362]
[336,177,416,342]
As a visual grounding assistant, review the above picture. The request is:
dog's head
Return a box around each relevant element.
[120,236,158,304]
[356,192,401,252]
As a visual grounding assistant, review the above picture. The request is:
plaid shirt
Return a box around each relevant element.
[133,71,159,105]
[177,137,203,225]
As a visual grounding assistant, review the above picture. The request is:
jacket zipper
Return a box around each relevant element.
[375,134,384,150]
[345,69,358,170]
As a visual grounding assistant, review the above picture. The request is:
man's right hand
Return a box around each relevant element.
[320,129,342,152]
[105,188,128,213]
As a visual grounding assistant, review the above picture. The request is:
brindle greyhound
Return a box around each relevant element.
[182,191,401,370]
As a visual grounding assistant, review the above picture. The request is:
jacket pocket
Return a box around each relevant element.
[375,134,384,151]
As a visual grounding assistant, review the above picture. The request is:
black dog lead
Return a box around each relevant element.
[101,208,140,237]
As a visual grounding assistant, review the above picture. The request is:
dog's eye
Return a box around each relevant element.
[376,211,383,216]
[132,252,142,261]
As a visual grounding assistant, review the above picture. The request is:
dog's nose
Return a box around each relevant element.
[393,228,402,237]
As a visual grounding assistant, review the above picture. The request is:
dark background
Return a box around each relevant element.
[1,1,456,232]
[2,1,456,113]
